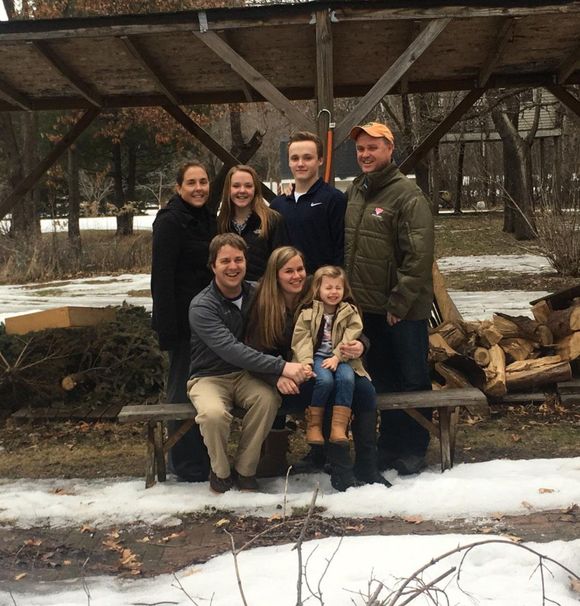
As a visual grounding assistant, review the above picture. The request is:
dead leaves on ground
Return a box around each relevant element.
[102,529,142,576]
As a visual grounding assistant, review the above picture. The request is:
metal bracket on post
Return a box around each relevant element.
[198,11,209,33]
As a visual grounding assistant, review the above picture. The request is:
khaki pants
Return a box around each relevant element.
[187,371,280,479]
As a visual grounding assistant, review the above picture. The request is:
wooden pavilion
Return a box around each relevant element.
[0,0,579,218]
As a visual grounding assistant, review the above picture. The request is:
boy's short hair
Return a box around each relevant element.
[287,131,324,159]
[208,233,248,266]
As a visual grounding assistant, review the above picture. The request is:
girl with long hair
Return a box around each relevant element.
[218,165,288,281]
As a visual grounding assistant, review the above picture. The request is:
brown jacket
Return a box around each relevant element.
[291,300,370,379]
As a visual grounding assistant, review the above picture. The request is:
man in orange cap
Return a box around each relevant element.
[344,121,435,476]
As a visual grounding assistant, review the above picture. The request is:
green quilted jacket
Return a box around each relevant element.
[345,163,434,320]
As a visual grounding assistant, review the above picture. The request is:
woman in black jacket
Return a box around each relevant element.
[217,165,288,281]
[151,161,217,482]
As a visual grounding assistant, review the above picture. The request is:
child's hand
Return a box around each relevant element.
[321,356,339,371]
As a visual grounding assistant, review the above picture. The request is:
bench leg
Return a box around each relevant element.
[154,421,166,482]
[438,407,453,472]
[145,423,157,488]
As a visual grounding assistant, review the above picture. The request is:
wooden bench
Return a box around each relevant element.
[120,386,486,487]
[118,403,197,488]
[376,387,487,471]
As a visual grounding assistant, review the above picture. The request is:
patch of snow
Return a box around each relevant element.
[438,254,552,274]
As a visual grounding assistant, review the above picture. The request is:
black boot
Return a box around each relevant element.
[292,444,326,474]
[352,411,392,487]
[326,442,361,492]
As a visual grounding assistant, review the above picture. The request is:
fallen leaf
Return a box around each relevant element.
[570,577,580,594]
[511,433,521,442]
[63,560,72,566]
[161,531,185,542]
[491,512,505,520]
[521,501,534,511]
[402,515,424,525]
[215,518,230,528]
[14,573,27,581]
[136,536,151,543]
[538,487,556,494]
[268,514,283,522]
[80,524,95,534]
[24,538,42,547]
[480,527,494,534]
[504,534,523,543]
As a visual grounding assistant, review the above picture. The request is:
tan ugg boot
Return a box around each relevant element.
[329,405,352,444]
[305,407,325,445]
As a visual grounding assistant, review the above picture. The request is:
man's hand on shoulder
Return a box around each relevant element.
[282,362,314,384]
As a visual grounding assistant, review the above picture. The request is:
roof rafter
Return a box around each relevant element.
[193,30,315,132]
[334,17,451,144]
[119,35,182,106]
[556,41,580,84]
[30,40,102,107]
[0,75,33,110]
[478,17,515,88]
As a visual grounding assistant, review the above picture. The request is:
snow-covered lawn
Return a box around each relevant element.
[1,458,579,605]
[0,255,551,325]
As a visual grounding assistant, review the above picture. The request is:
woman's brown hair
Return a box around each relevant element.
[217,165,276,240]
[175,160,209,186]
[247,246,306,352]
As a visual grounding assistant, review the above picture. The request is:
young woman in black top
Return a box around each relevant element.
[217,165,288,281]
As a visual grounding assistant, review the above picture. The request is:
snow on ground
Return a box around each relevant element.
[5,535,578,606]
[0,255,552,325]
[1,458,579,605]
[1,458,578,529]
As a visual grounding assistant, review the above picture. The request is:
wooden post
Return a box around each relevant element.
[315,9,334,183]
[154,421,166,482]
[0,107,100,221]
[438,407,453,471]
[145,423,156,489]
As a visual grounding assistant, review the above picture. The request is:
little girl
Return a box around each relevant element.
[291,266,370,445]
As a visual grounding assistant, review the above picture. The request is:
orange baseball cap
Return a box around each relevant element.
[349,121,395,144]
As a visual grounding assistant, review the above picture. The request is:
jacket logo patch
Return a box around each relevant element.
[372,208,384,217]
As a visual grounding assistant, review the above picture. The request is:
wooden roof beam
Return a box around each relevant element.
[0,75,33,110]
[119,36,182,106]
[556,42,580,84]
[0,108,100,221]
[30,40,102,107]
[316,8,334,179]
[478,18,515,88]
[193,30,315,132]
[334,17,451,144]
[399,88,485,174]
[546,84,580,118]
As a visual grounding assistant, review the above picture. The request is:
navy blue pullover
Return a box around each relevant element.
[270,178,346,274]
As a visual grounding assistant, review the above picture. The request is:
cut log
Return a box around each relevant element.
[433,321,466,350]
[546,305,580,340]
[506,355,562,373]
[436,362,489,415]
[531,300,551,324]
[493,313,553,346]
[473,346,491,367]
[461,320,481,336]
[556,332,580,361]
[432,262,463,323]
[506,361,572,391]
[478,320,503,348]
[499,337,536,362]
[429,333,458,363]
[484,344,507,397]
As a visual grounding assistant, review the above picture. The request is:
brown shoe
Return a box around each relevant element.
[234,471,259,492]
[329,405,351,444]
[305,406,325,445]
[209,471,233,494]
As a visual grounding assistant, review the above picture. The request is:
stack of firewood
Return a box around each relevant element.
[429,299,580,398]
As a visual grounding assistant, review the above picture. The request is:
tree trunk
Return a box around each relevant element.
[67,146,82,257]
[111,141,133,236]
[454,141,465,214]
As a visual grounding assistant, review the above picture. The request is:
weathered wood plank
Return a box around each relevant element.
[118,403,196,423]
[11,404,121,423]
[30,40,102,107]
[557,40,580,84]
[478,17,515,87]
[376,387,486,410]
[0,75,33,110]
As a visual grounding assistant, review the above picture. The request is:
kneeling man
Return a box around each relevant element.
[187,233,310,493]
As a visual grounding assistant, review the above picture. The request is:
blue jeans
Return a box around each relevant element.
[311,355,355,409]
[363,314,432,457]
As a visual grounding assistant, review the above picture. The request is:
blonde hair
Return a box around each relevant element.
[247,246,306,351]
[302,265,355,308]
[217,165,276,240]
